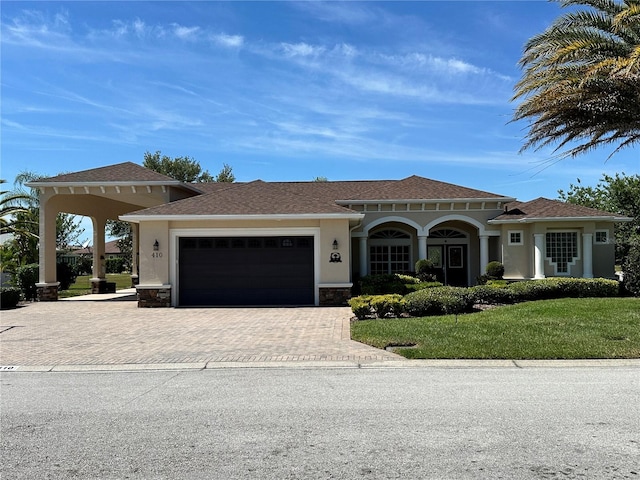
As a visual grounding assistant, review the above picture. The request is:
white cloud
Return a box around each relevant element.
[280,42,325,58]
[172,24,200,40]
[291,2,377,26]
[212,33,244,48]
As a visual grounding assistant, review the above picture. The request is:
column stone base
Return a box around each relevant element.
[319,287,352,306]
[36,283,59,301]
[130,275,140,287]
[91,279,116,294]
[137,286,171,308]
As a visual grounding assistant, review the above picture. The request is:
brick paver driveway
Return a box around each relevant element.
[0,291,401,368]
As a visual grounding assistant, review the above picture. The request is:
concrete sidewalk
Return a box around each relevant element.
[1,293,638,372]
[0,293,403,370]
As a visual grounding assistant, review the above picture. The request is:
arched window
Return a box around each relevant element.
[429,229,466,239]
[369,229,412,275]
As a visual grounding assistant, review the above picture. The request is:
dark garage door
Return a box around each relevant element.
[178,236,314,306]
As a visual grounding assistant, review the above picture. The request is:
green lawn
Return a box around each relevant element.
[58,274,133,298]
[351,297,640,359]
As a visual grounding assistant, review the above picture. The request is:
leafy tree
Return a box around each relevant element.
[105,220,133,273]
[215,163,235,182]
[109,153,236,269]
[513,0,640,159]
[312,176,328,182]
[558,173,640,262]
[143,151,235,184]
[142,151,212,183]
[623,237,640,295]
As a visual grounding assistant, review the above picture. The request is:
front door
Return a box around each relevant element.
[427,244,468,286]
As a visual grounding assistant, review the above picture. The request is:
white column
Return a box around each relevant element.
[582,233,594,278]
[418,235,427,261]
[534,233,546,279]
[37,196,58,284]
[131,223,139,283]
[479,235,489,275]
[91,217,106,280]
[359,236,368,277]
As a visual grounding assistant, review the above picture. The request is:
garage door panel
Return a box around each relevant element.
[179,236,314,306]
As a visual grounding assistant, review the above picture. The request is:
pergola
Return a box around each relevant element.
[26,163,198,300]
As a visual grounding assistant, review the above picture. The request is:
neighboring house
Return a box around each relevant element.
[26,162,631,307]
[73,239,124,260]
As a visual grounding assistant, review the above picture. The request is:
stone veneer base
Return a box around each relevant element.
[137,286,172,308]
[319,287,352,306]
[36,283,59,302]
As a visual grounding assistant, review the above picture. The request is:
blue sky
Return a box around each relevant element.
[2,1,638,206]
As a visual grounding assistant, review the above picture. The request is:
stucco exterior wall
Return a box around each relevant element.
[498,221,617,280]
[139,220,170,285]
[137,216,354,305]
[501,225,533,279]
[318,219,351,284]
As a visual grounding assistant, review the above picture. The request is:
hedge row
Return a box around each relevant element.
[0,287,21,310]
[348,294,405,320]
[359,274,442,295]
[350,277,620,319]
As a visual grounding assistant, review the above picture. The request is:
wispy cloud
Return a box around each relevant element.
[290,2,378,25]
[280,42,326,58]
[172,24,200,41]
[211,33,244,48]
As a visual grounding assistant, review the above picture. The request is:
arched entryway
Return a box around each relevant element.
[425,228,469,286]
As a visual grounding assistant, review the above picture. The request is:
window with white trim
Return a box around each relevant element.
[508,230,523,245]
[595,230,609,244]
[546,231,579,275]
[369,229,411,274]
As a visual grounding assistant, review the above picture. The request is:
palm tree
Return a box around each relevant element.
[0,180,36,238]
[512,0,640,159]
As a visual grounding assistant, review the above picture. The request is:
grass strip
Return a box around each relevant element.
[58,274,133,298]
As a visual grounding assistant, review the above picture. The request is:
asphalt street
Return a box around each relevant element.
[1,366,639,479]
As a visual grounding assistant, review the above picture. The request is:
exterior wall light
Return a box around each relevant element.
[153,240,159,251]
[332,239,339,250]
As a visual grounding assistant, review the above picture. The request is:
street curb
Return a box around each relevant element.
[1,359,639,372]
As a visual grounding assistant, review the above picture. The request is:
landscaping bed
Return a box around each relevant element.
[349,274,639,359]
[351,297,640,359]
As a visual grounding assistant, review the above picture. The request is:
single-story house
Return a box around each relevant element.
[72,239,125,260]
[27,162,631,307]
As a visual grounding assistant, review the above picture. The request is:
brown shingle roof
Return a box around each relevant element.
[73,239,121,255]
[123,180,358,217]
[490,197,629,222]
[195,175,510,202]
[335,175,508,201]
[29,162,182,184]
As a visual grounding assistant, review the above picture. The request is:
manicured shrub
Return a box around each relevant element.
[106,257,126,274]
[404,287,475,317]
[359,274,406,295]
[349,294,406,319]
[404,281,444,293]
[370,294,405,318]
[415,259,437,282]
[508,278,619,302]
[623,239,640,296]
[469,284,516,305]
[348,295,373,320]
[56,262,77,291]
[74,256,92,275]
[396,274,420,284]
[0,287,21,309]
[16,264,38,301]
[485,261,505,279]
